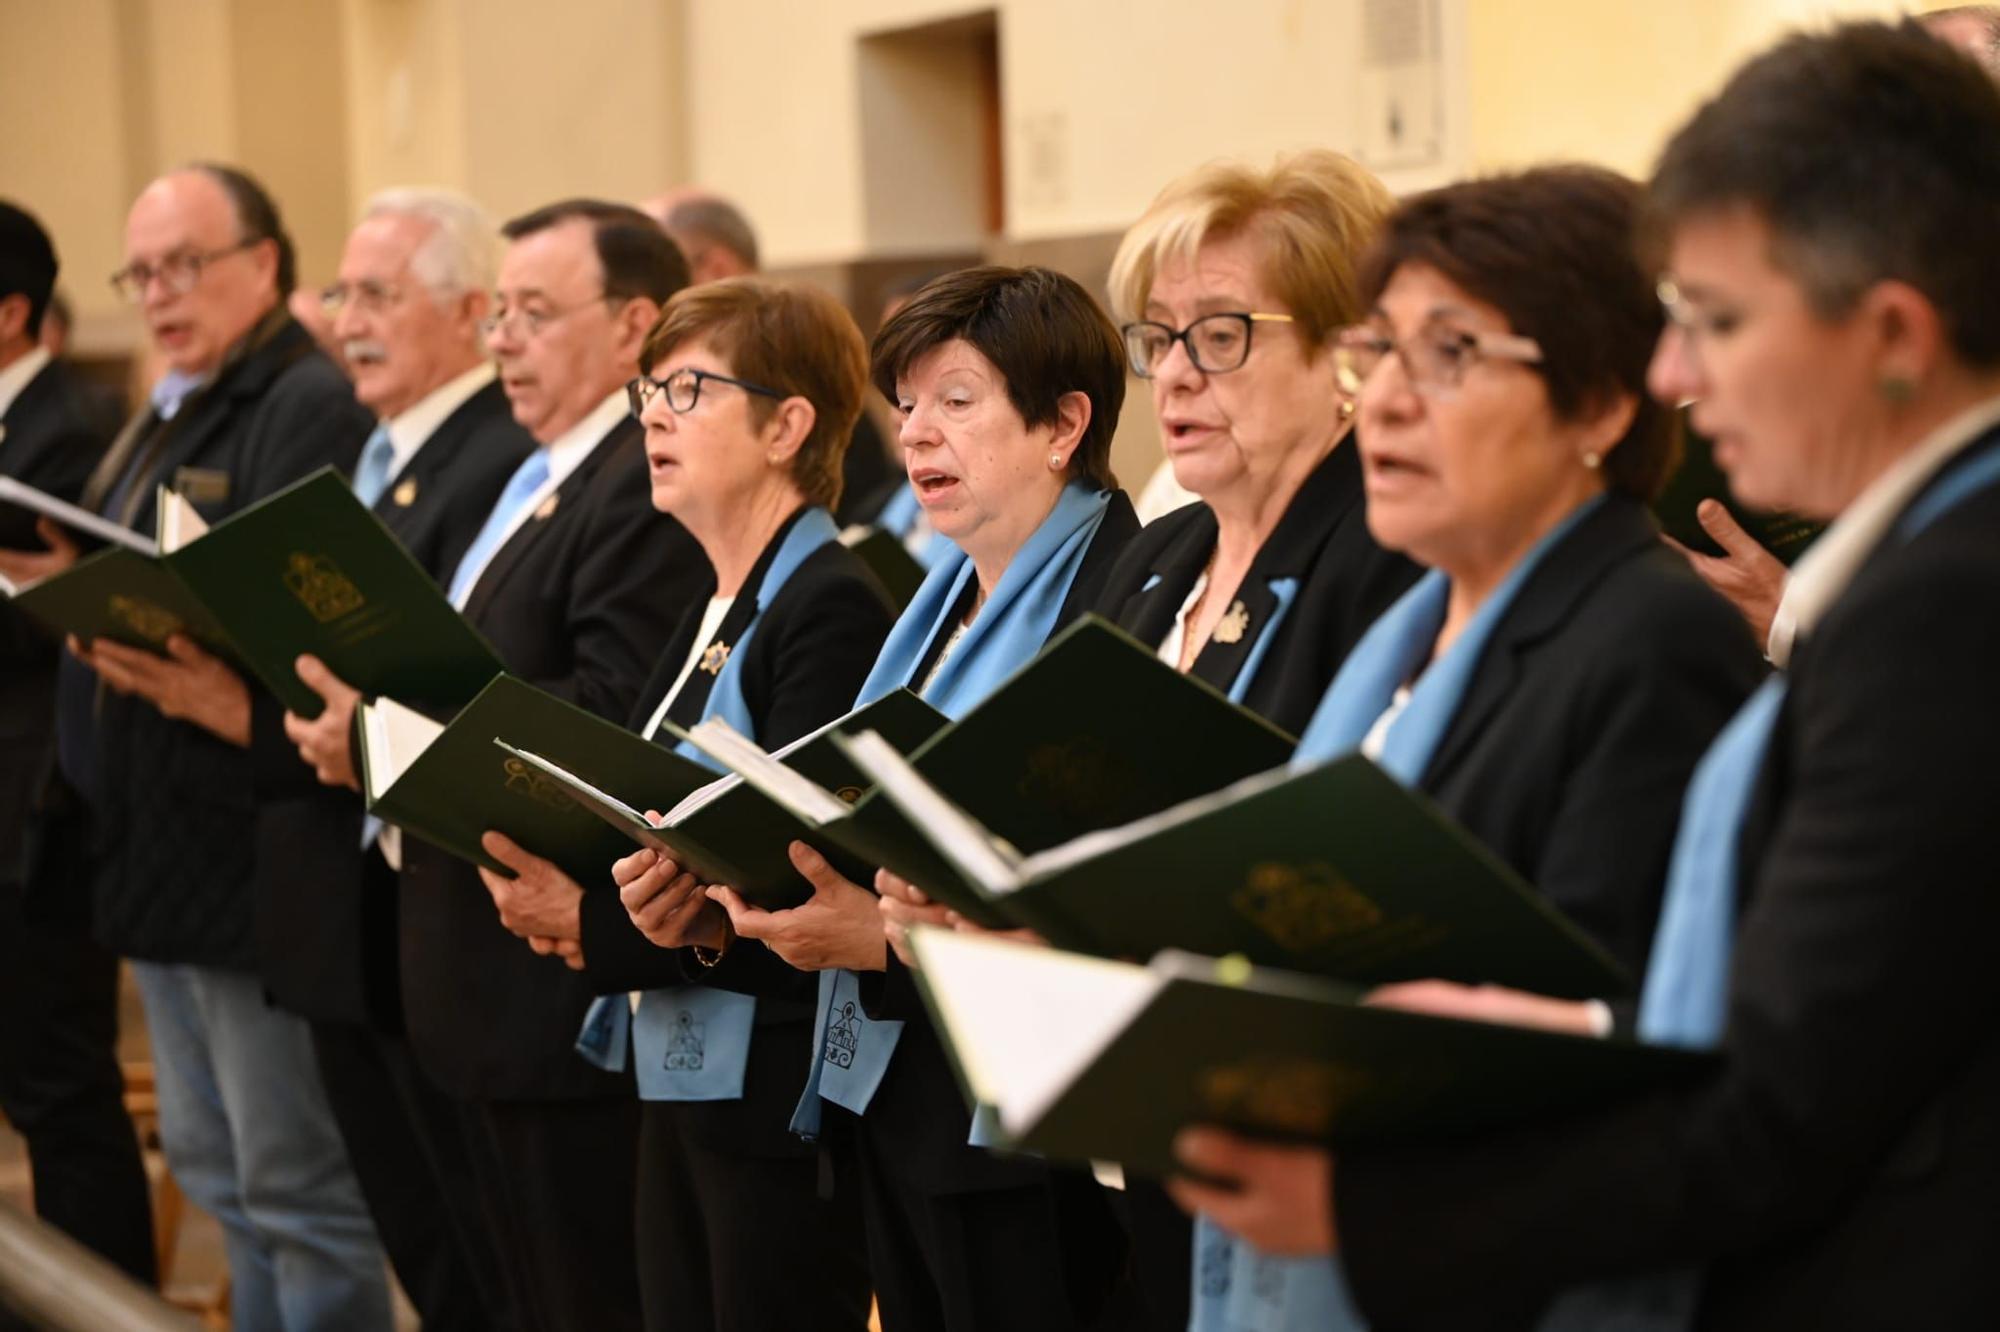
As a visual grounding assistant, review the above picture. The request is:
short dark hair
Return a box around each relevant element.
[0,200,58,339]
[502,199,692,305]
[870,265,1125,490]
[1359,165,1678,501]
[663,196,759,270]
[640,278,868,510]
[1648,20,2000,367]
[189,162,297,297]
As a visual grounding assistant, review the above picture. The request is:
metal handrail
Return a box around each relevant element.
[0,1202,200,1332]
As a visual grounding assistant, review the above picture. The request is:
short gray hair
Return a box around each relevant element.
[360,187,497,302]
[665,195,759,270]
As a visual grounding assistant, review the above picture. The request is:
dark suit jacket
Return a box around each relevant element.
[0,357,113,891]
[1338,438,2000,1331]
[577,518,896,1158]
[77,315,372,967]
[251,379,533,1028]
[398,415,707,1102]
[1093,441,1422,737]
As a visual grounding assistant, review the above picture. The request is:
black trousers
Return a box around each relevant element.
[311,1019,511,1332]
[635,1103,871,1332]
[460,1094,644,1332]
[1124,1179,1194,1329]
[0,886,154,1287]
[852,1121,1134,1332]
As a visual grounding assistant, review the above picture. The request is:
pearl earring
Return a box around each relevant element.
[1048,452,1064,471]
[1582,451,1602,470]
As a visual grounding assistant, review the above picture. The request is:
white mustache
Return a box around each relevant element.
[343,339,388,365]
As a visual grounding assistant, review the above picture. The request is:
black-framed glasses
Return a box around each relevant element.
[1332,318,1543,400]
[320,279,406,318]
[479,294,616,341]
[1120,312,1296,378]
[627,367,787,418]
[109,239,260,303]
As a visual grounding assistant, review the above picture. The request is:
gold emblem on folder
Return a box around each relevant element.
[107,594,183,644]
[283,552,366,623]
[1232,862,1383,952]
[833,785,865,806]
[533,493,560,521]
[1212,599,1250,645]
[1018,736,1141,826]
[501,758,578,810]
[392,477,419,507]
[1199,1055,1363,1135]
[698,640,731,675]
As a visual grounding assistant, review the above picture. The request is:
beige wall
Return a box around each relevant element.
[0,0,1944,366]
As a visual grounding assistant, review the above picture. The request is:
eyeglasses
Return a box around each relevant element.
[1120,312,1296,378]
[479,294,616,341]
[1332,319,1543,400]
[109,240,259,303]
[319,279,407,318]
[1655,277,1738,362]
[627,367,786,418]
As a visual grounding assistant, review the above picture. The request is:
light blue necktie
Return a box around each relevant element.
[148,368,208,422]
[351,425,396,509]
[446,449,550,606]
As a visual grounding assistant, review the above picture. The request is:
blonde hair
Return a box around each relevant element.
[1107,149,1395,348]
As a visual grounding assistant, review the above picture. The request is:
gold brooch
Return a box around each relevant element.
[393,477,419,507]
[533,493,559,521]
[698,640,731,675]
[1212,599,1250,644]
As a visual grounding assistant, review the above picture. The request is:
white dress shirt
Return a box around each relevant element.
[379,361,496,485]
[0,345,53,429]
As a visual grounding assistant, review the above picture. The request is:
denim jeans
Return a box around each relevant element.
[131,962,391,1332]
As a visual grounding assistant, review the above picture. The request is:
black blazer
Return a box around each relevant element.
[1093,441,1420,736]
[1336,437,2000,1331]
[250,380,534,1028]
[0,358,113,890]
[1414,494,1764,976]
[577,516,896,1157]
[398,416,708,1101]
[77,315,373,967]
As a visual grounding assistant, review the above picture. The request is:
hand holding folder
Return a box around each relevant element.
[906,927,1708,1177]
[2,467,503,712]
[837,730,1630,998]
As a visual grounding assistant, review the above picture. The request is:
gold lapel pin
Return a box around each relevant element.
[1213,600,1251,645]
[393,476,419,507]
[533,492,560,521]
[698,640,732,675]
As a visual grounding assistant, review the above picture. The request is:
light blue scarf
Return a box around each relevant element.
[793,482,1116,1140]
[1542,437,2000,1332]
[575,508,840,1100]
[1194,497,1600,1332]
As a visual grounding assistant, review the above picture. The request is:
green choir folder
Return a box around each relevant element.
[0,467,502,715]
[838,523,927,610]
[1,484,236,657]
[162,468,502,715]
[493,688,949,908]
[839,735,1630,999]
[360,675,718,886]
[908,928,1710,1178]
[0,475,154,555]
[686,616,1299,928]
